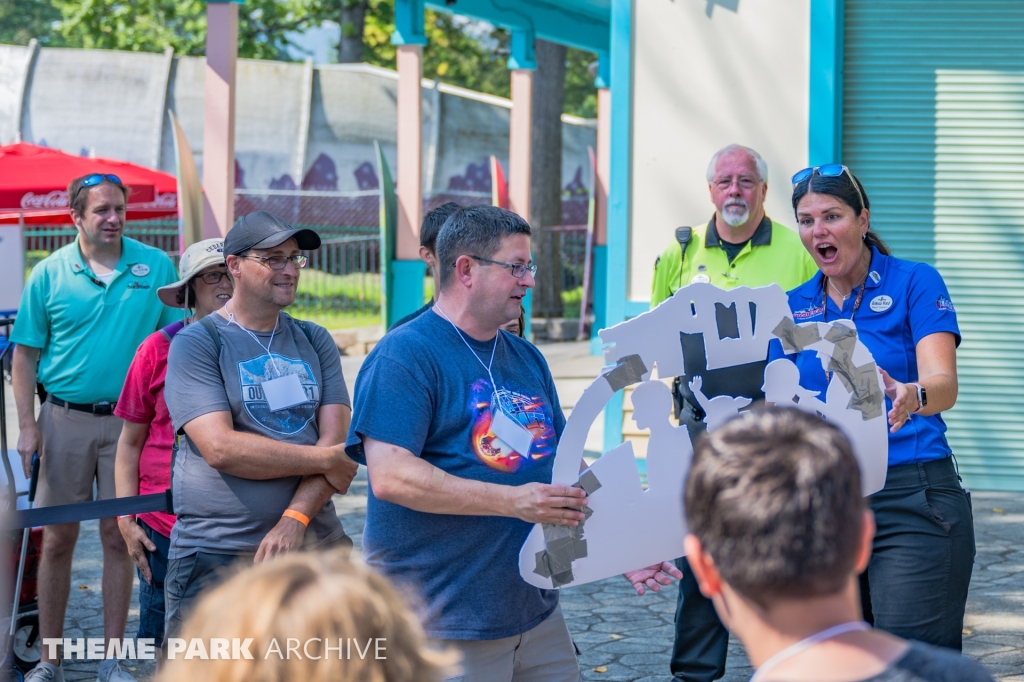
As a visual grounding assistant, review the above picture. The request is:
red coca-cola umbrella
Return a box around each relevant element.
[0,143,178,225]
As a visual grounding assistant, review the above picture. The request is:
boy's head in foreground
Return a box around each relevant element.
[157,550,456,682]
[684,407,873,620]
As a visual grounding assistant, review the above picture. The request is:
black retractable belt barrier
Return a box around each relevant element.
[3,489,173,531]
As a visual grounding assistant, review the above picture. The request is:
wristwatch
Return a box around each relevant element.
[911,383,927,413]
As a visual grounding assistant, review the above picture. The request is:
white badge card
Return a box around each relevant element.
[262,373,307,412]
[491,408,534,455]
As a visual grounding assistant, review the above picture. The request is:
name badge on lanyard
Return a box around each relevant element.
[434,303,536,455]
[228,310,307,412]
[262,372,307,412]
[491,407,534,455]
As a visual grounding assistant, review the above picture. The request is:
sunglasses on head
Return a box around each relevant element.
[73,174,125,204]
[791,164,865,209]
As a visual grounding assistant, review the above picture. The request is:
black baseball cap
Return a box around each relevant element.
[224,211,321,256]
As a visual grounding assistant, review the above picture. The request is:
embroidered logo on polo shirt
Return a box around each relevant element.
[936,295,955,312]
[691,274,711,284]
[126,281,151,290]
[130,263,150,277]
[869,295,893,313]
[793,304,824,321]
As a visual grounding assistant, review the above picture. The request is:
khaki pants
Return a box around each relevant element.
[35,400,122,508]
[442,605,582,682]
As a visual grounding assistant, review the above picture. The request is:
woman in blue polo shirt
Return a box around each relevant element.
[770,165,975,652]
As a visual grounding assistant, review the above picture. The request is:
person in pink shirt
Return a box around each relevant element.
[113,238,232,652]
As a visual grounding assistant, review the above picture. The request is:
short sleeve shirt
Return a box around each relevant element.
[346,309,565,641]
[769,247,961,466]
[11,237,179,403]
[164,312,350,558]
[650,216,818,307]
[113,321,184,537]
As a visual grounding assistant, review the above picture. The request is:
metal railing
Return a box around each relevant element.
[23,222,180,271]
[20,193,592,329]
[547,225,589,319]
[295,234,382,328]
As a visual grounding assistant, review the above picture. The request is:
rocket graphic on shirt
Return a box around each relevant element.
[467,379,557,473]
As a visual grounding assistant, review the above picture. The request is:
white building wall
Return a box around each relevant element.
[629,0,810,301]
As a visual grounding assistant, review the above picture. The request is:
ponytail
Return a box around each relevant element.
[864,230,891,256]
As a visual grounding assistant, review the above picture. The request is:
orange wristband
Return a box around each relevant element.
[282,509,310,527]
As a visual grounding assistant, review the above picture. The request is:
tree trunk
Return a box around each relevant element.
[529,39,566,319]
[337,0,368,63]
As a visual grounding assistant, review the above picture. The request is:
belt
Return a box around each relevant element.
[46,395,117,416]
[882,455,957,488]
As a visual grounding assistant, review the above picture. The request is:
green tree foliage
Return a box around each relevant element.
[0,0,64,46]
[48,0,327,60]
[563,48,598,119]
[361,3,596,117]
[3,0,596,116]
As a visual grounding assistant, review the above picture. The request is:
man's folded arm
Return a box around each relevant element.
[182,410,345,480]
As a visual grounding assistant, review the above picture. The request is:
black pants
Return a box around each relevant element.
[671,406,728,682]
[861,456,975,651]
[671,557,729,681]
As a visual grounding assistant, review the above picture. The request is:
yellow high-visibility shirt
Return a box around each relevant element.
[650,215,818,308]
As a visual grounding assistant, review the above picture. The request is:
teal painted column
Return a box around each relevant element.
[601,0,633,453]
[389,0,426,329]
[522,288,533,340]
[390,260,425,326]
[809,0,844,165]
[589,245,607,355]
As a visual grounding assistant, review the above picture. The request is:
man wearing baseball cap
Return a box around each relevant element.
[114,238,232,662]
[163,212,359,638]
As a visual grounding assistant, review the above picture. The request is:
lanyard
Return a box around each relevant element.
[434,303,503,398]
[750,621,870,682]
[821,271,868,324]
[228,310,282,377]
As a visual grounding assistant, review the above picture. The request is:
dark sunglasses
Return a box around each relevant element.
[791,164,865,209]
[73,174,125,204]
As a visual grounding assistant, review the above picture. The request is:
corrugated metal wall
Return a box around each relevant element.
[844,1,1024,491]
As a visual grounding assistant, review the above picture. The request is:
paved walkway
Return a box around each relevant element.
[5,342,1024,680]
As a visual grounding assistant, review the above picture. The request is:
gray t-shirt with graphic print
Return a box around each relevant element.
[165,312,350,559]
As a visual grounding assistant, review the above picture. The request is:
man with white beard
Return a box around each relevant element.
[648,144,817,682]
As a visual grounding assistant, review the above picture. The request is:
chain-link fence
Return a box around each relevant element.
[21,192,592,329]
[23,221,180,272]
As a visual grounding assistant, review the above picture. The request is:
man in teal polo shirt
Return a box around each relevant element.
[649,145,816,682]
[12,174,177,682]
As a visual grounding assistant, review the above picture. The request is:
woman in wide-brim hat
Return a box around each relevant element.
[112,238,233,656]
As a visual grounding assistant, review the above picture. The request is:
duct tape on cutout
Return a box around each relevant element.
[533,471,600,587]
[602,355,648,392]
[772,317,822,354]
[824,323,884,420]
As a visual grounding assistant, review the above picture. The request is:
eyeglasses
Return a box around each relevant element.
[791,164,865,210]
[72,173,124,204]
[468,256,538,279]
[239,254,309,270]
[194,270,229,285]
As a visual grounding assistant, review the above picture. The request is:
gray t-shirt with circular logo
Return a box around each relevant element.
[165,312,350,559]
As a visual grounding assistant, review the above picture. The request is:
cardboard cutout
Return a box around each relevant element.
[520,283,889,589]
